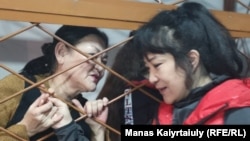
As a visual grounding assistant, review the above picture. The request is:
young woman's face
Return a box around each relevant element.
[59,34,107,94]
[144,52,189,104]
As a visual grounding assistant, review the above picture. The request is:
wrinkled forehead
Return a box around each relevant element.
[78,34,107,49]
[73,38,108,58]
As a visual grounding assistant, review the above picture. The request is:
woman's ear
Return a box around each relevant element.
[55,42,68,64]
[188,49,200,72]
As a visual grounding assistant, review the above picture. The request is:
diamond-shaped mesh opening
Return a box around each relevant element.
[0,0,250,140]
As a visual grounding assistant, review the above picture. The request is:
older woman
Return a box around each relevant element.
[0,25,109,141]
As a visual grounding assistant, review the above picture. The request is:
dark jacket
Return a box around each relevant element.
[1,72,90,141]
[153,75,250,125]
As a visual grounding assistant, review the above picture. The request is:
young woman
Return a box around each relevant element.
[133,2,250,125]
[0,25,109,141]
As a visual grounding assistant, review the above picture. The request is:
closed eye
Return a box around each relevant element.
[101,57,108,65]
[153,63,161,68]
[88,53,108,65]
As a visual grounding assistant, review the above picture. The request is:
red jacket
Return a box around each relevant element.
[154,78,250,125]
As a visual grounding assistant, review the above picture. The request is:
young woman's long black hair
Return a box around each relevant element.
[97,31,162,141]
[134,2,250,89]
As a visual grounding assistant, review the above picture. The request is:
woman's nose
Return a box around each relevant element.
[94,57,104,71]
[148,71,158,85]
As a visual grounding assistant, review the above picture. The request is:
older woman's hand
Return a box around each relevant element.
[49,97,73,129]
[72,97,108,141]
[17,93,59,137]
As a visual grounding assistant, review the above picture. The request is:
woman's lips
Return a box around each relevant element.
[91,74,100,83]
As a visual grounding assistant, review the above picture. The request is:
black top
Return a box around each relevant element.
[6,72,91,141]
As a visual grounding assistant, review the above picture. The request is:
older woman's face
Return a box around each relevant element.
[59,34,107,94]
[144,52,189,104]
